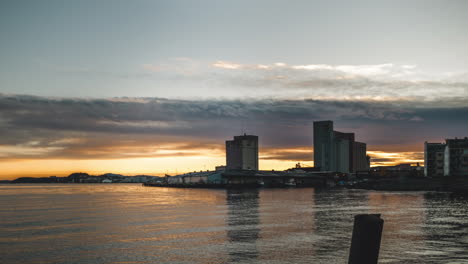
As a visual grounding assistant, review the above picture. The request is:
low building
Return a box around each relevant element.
[215,165,226,171]
[167,171,225,185]
[370,163,423,178]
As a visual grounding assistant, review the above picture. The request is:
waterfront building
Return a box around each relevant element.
[215,165,226,171]
[424,138,468,177]
[353,141,369,172]
[313,121,336,171]
[444,138,468,177]
[334,131,355,173]
[370,163,423,177]
[424,142,446,177]
[335,137,350,173]
[226,134,259,171]
[313,120,367,173]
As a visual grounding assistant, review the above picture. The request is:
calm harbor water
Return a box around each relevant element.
[0,184,467,264]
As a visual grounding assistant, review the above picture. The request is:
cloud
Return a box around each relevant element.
[212,61,244,69]
[367,151,424,166]
[260,147,313,162]
[291,63,406,77]
[0,94,466,162]
[209,61,423,80]
[141,59,468,102]
[143,64,162,72]
[217,62,468,101]
[142,57,204,77]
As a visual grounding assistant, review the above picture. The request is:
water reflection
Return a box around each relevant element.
[226,188,260,263]
[312,189,362,261]
[1,185,468,263]
[257,188,316,263]
[421,193,468,262]
[367,192,426,263]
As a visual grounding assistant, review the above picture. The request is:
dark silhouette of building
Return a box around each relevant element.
[226,189,260,262]
[314,121,335,171]
[334,130,355,173]
[444,138,468,177]
[424,138,468,177]
[226,134,259,171]
[353,141,368,172]
[424,142,445,177]
[313,121,368,173]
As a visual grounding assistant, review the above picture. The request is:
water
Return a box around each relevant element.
[0,184,467,264]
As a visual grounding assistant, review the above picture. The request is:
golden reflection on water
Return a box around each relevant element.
[1,184,467,264]
[258,188,316,262]
[368,192,426,241]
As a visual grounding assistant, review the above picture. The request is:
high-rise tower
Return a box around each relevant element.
[313,121,367,173]
[226,134,259,171]
[313,121,336,171]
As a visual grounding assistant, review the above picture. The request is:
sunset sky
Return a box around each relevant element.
[1,0,468,179]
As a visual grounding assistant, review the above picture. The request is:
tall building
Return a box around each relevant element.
[334,131,355,173]
[444,138,468,177]
[353,141,369,172]
[335,137,350,173]
[313,120,367,173]
[424,142,445,177]
[424,138,468,177]
[313,121,335,171]
[226,134,259,171]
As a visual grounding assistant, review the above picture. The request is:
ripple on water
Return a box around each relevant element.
[1,184,467,264]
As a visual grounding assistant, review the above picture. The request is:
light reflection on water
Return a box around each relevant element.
[0,184,467,263]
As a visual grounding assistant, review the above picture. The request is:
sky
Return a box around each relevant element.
[1,0,468,179]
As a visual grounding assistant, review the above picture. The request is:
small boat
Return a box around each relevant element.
[257,179,265,187]
[284,178,296,187]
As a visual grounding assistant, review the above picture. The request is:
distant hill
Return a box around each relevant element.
[11,177,61,183]
[9,173,162,184]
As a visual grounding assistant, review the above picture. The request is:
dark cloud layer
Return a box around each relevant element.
[0,94,467,161]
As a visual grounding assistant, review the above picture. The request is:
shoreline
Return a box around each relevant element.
[142,176,468,196]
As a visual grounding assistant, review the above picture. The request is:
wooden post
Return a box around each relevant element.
[348,214,384,264]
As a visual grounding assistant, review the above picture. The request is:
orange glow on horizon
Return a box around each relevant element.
[0,146,423,180]
[367,150,424,167]
[0,158,307,180]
